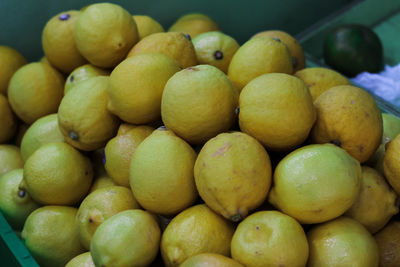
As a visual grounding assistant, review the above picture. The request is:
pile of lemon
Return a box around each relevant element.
[1,2,400,267]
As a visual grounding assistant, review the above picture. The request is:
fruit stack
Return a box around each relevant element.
[0,2,399,267]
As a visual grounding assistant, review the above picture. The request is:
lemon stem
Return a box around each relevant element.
[69,131,79,141]
[231,214,242,222]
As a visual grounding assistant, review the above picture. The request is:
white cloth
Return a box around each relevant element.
[351,64,400,107]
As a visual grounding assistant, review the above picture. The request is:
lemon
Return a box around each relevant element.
[7,62,64,124]
[252,30,305,72]
[42,10,87,73]
[0,169,40,230]
[269,144,361,224]
[228,36,293,91]
[58,76,120,151]
[20,113,64,161]
[181,253,244,267]
[88,173,116,193]
[192,31,240,73]
[127,32,197,68]
[367,113,400,174]
[231,210,309,267]
[239,73,316,151]
[346,166,398,233]
[383,133,400,195]
[21,206,85,267]
[194,132,271,221]
[133,15,164,39]
[308,216,379,267]
[108,53,181,124]
[0,94,17,143]
[311,85,383,163]
[294,67,351,101]
[91,209,161,267]
[382,113,400,141]
[66,252,94,267]
[22,142,93,205]
[39,56,52,66]
[161,204,235,267]
[105,125,153,187]
[161,64,237,144]
[130,128,197,215]
[117,123,136,136]
[374,221,400,267]
[64,64,110,95]
[74,3,139,68]
[168,13,220,38]
[76,186,140,250]
[0,46,27,95]
[0,145,24,176]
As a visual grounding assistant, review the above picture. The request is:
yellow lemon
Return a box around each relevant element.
[374,221,400,267]
[0,94,17,143]
[181,253,244,267]
[367,113,400,174]
[64,64,109,95]
[311,85,383,163]
[39,56,52,66]
[76,186,140,250]
[74,3,139,68]
[20,113,64,161]
[22,142,93,205]
[0,169,40,230]
[58,76,120,151]
[168,13,220,38]
[127,32,197,68]
[21,206,86,267]
[307,216,379,267]
[42,10,87,73]
[228,36,293,91]
[194,131,271,221]
[108,53,181,124]
[268,144,362,224]
[346,166,398,233]
[383,133,400,195]
[231,210,309,267]
[0,145,24,176]
[239,73,316,151]
[7,62,64,124]
[88,173,116,193]
[192,31,240,73]
[133,15,164,39]
[105,125,153,187]
[382,113,400,141]
[116,123,137,136]
[294,67,350,101]
[66,252,94,267]
[252,30,306,72]
[161,64,237,144]
[130,128,197,215]
[0,46,27,95]
[90,209,160,267]
[161,204,235,267]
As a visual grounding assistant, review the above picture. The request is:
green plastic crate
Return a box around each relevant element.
[0,213,38,267]
[0,0,399,266]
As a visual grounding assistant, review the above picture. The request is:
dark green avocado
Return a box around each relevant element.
[323,24,384,77]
